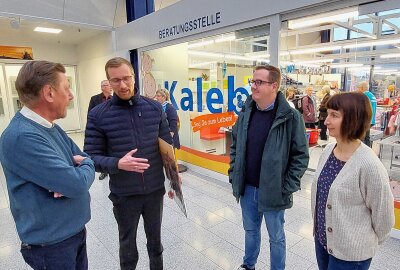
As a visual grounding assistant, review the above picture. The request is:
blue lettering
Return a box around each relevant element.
[164,74,246,115]
[206,88,223,113]
[181,88,193,111]
[196,78,202,112]
[164,80,178,109]
[227,76,249,114]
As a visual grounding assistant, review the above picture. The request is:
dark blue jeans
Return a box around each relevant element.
[110,188,164,270]
[314,238,372,270]
[20,228,87,270]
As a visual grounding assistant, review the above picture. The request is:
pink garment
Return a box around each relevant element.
[302,96,316,123]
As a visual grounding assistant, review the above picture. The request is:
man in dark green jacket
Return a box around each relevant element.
[229,65,309,270]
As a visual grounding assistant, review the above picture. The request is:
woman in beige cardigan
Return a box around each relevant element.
[311,92,394,270]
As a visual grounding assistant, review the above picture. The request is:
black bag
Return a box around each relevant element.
[293,96,304,113]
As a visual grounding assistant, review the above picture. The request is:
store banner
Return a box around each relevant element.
[165,75,250,115]
[0,46,33,60]
[191,111,236,132]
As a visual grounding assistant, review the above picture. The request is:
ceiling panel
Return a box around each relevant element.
[0,0,126,29]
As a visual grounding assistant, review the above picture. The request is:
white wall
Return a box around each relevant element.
[0,35,78,64]
[144,43,190,145]
[76,31,129,129]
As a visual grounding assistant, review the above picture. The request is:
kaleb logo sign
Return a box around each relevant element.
[164,76,249,115]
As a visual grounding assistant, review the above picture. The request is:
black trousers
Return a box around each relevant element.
[109,189,165,270]
[318,120,328,140]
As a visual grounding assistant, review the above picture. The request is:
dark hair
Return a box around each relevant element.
[105,57,134,79]
[254,65,281,88]
[15,61,65,105]
[326,92,372,141]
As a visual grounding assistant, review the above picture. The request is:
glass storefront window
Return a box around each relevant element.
[140,24,270,174]
[280,7,400,97]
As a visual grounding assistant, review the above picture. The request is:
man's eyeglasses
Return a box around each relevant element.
[109,76,133,86]
[248,79,275,87]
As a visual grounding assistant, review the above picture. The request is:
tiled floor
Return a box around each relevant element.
[0,133,399,270]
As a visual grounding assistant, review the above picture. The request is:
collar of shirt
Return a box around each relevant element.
[102,94,112,101]
[256,100,275,111]
[20,106,53,128]
[162,101,168,112]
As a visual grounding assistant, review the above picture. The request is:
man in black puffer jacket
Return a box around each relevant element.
[84,57,173,270]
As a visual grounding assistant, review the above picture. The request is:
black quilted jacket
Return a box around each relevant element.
[84,91,172,196]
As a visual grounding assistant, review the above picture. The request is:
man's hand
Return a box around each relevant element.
[118,149,150,173]
[53,192,63,198]
[73,155,87,165]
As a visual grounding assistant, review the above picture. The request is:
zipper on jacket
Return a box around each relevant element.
[137,110,145,191]
[128,101,145,191]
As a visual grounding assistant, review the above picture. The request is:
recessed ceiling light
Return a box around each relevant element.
[343,38,400,49]
[288,9,358,29]
[34,27,62,34]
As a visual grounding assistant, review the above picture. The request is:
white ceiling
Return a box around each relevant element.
[0,17,108,46]
[0,0,181,46]
[154,0,182,11]
[0,0,129,45]
[0,0,127,29]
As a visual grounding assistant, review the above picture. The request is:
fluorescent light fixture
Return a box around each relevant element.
[245,52,271,58]
[289,46,342,55]
[188,50,267,62]
[188,51,221,58]
[380,53,400,58]
[34,27,62,34]
[189,61,218,68]
[215,34,236,43]
[188,40,214,49]
[374,69,398,73]
[343,38,400,49]
[288,9,358,29]
[330,63,363,68]
[294,58,334,64]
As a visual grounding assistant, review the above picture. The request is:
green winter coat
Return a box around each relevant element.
[229,91,309,211]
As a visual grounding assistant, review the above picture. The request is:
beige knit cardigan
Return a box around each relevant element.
[311,142,394,261]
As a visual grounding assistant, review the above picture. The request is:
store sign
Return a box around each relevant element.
[159,12,221,40]
[164,75,249,115]
[191,112,236,132]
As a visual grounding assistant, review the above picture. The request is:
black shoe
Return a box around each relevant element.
[99,173,108,180]
[237,265,255,270]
